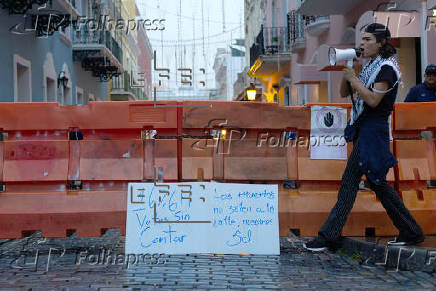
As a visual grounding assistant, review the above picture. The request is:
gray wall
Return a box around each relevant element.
[0,12,107,103]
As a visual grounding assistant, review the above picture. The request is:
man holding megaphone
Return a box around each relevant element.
[304,23,424,252]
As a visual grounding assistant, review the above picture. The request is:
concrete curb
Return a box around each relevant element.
[340,237,436,273]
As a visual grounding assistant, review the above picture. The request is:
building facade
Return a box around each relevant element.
[0,0,118,104]
[213,45,245,101]
[109,0,144,101]
[0,0,152,104]
[243,0,436,105]
[239,0,293,103]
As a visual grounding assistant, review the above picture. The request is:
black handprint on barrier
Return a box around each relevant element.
[324,112,334,128]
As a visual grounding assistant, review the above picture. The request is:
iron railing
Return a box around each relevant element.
[249,25,290,67]
[288,10,305,44]
[72,27,122,63]
[112,72,146,99]
[303,15,329,26]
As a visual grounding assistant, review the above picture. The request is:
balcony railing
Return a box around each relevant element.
[72,27,122,63]
[112,72,146,100]
[249,25,290,67]
[303,15,330,37]
[288,10,306,51]
[288,10,305,43]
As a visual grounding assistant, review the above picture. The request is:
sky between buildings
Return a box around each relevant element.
[137,0,244,92]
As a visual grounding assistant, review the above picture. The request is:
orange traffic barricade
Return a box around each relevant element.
[393,102,436,235]
[0,101,179,238]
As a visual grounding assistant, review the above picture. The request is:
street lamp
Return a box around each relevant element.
[57,71,69,88]
[246,83,256,101]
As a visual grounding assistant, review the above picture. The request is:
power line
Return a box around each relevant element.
[137,2,240,25]
[148,25,242,43]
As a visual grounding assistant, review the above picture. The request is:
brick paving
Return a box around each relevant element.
[0,230,434,290]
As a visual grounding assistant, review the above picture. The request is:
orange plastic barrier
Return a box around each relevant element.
[278,186,397,237]
[393,102,436,235]
[1,101,435,239]
[181,101,305,181]
[394,102,436,183]
[0,101,179,238]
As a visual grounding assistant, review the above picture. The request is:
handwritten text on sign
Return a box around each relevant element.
[126,183,279,255]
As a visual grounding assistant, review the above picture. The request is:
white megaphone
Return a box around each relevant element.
[329,47,362,67]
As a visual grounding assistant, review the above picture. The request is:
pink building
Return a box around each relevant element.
[244,0,294,103]
[247,0,436,105]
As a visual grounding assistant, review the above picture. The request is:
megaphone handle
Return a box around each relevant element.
[346,81,353,97]
[347,81,358,116]
[347,59,353,67]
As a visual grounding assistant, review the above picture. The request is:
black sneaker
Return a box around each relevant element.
[387,234,425,246]
[303,237,328,252]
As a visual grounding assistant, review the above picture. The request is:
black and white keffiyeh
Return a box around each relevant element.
[349,55,402,125]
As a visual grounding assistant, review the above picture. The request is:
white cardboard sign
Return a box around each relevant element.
[125,182,279,255]
[310,105,347,160]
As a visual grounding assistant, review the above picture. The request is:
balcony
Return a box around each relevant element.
[0,0,79,17]
[52,0,80,18]
[288,10,306,52]
[249,26,290,67]
[111,72,146,101]
[72,27,123,82]
[2,0,79,37]
[304,16,330,37]
[0,0,48,14]
[248,26,291,78]
[297,0,360,16]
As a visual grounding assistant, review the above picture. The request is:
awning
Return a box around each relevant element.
[297,0,360,16]
[356,11,421,47]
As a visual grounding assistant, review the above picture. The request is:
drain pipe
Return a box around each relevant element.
[421,0,428,80]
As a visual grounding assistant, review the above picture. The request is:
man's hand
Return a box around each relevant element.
[343,67,357,82]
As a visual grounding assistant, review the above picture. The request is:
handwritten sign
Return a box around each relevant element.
[125,183,279,255]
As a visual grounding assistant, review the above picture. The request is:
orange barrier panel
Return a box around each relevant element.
[154,139,178,180]
[182,101,304,181]
[0,102,178,130]
[0,101,179,238]
[0,191,126,238]
[394,102,436,134]
[222,136,294,181]
[3,140,69,181]
[278,186,397,237]
[393,103,436,235]
[182,138,214,180]
[395,140,431,183]
[182,101,308,129]
[401,190,436,234]
[79,140,143,181]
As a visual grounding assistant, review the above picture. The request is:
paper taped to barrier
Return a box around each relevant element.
[125,182,279,255]
[310,105,347,160]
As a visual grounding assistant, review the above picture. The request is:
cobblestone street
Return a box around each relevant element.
[0,230,435,290]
